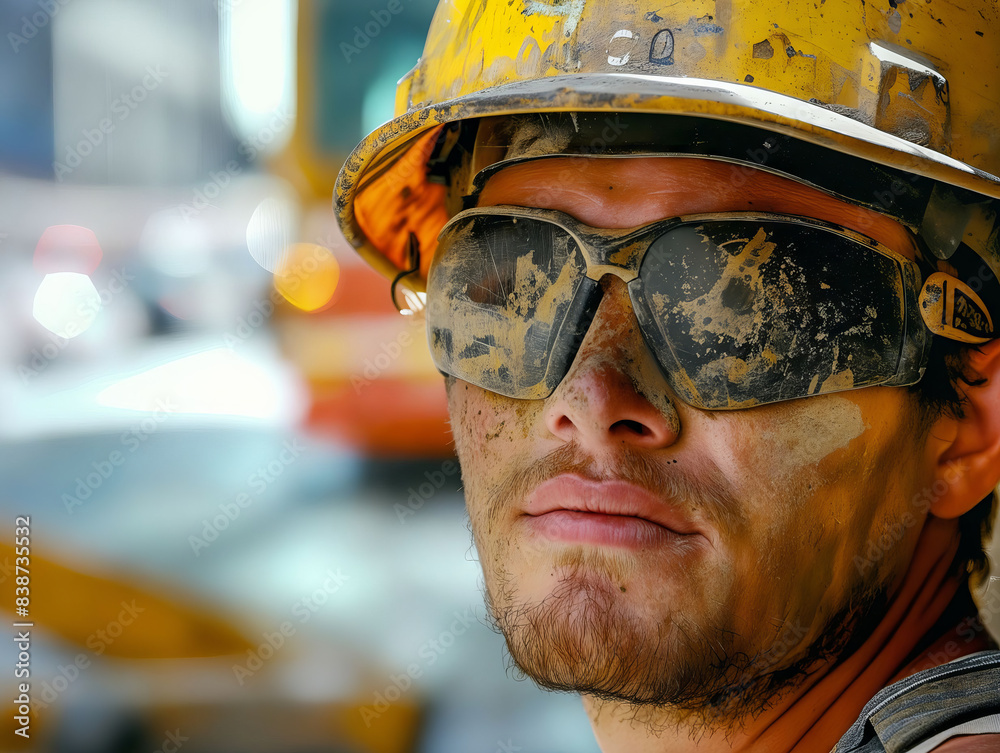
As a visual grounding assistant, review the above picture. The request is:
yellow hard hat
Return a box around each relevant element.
[334,0,1000,313]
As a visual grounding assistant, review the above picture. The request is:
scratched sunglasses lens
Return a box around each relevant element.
[633,220,908,409]
[427,214,590,399]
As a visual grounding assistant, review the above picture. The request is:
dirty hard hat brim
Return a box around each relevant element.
[334,73,1000,284]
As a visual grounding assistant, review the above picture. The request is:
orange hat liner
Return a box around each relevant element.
[354,126,448,281]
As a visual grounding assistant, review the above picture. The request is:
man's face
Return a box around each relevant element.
[446,156,937,721]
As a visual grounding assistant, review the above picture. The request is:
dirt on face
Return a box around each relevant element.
[443,154,933,722]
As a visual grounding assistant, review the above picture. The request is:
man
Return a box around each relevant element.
[335,1,1000,750]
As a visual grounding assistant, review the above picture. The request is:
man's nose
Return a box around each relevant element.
[543,276,682,452]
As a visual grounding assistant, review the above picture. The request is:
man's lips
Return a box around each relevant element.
[523,475,706,549]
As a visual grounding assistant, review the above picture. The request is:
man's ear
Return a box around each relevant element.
[926,338,1000,519]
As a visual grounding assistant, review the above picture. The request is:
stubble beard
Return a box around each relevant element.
[471,444,891,731]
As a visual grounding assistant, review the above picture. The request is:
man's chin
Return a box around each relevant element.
[484,552,731,709]
[485,554,893,731]
[486,566,652,693]
[489,579,772,727]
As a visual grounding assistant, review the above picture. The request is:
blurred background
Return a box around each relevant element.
[0,1,600,750]
[1,2,998,753]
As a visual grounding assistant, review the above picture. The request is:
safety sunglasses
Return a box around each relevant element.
[425,205,933,409]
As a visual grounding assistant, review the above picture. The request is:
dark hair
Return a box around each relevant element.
[911,335,996,588]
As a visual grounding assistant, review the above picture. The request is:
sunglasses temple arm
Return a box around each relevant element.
[889,261,934,386]
[390,232,422,314]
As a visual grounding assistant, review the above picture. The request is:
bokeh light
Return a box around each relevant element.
[274,243,340,312]
[33,224,103,274]
[96,347,303,422]
[396,288,427,317]
[32,272,101,338]
[246,196,297,273]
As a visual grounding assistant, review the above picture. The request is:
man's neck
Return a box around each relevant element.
[583,517,995,753]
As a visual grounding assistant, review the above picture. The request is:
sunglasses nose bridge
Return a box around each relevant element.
[586,264,639,284]
[577,231,648,283]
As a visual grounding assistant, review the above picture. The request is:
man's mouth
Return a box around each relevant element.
[523,474,706,549]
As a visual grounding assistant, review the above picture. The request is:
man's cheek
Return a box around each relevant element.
[761,398,866,476]
[449,382,531,456]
